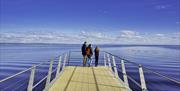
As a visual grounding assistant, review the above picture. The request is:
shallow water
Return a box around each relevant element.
[0,43,179,91]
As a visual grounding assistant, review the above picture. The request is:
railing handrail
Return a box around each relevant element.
[102,51,180,84]
[103,51,139,66]
[142,66,180,84]
[0,52,67,83]
[0,66,33,83]
[0,60,52,83]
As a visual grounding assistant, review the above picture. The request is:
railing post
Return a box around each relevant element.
[56,56,62,78]
[112,56,118,78]
[121,59,129,87]
[139,64,147,91]
[45,58,54,89]
[107,54,112,68]
[104,52,107,67]
[68,51,71,66]
[63,53,67,68]
[27,65,36,91]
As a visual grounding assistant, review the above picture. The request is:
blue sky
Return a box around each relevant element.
[0,0,180,44]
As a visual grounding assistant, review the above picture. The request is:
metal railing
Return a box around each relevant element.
[0,52,69,91]
[0,51,179,91]
[103,51,180,91]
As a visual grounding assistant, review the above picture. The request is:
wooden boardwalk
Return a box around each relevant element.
[48,66,130,91]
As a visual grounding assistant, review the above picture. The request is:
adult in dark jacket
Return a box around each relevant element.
[94,46,100,67]
[81,41,87,66]
[86,44,93,67]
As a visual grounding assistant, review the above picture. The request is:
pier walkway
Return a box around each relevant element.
[48,66,129,91]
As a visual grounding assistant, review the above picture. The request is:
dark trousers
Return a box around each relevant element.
[87,55,92,67]
[83,55,87,66]
[95,55,99,66]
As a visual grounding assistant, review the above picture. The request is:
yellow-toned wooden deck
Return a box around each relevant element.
[48,66,130,91]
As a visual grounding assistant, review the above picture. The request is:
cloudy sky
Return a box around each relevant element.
[0,0,180,44]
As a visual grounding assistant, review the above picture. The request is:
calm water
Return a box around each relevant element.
[0,43,180,91]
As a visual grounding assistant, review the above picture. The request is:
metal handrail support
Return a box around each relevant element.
[43,53,68,90]
[55,56,62,78]
[104,52,107,67]
[121,59,129,87]
[106,53,112,69]
[27,65,36,91]
[44,53,69,91]
[112,56,118,78]
[139,64,147,91]
[68,51,71,66]
[45,58,54,89]
[63,53,67,68]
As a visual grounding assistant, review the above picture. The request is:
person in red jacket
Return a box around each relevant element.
[86,44,93,67]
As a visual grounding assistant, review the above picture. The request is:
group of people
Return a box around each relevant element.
[81,41,100,67]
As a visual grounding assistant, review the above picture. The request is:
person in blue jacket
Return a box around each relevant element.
[81,41,87,66]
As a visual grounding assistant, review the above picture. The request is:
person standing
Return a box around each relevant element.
[86,44,93,67]
[94,46,100,67]
[81,41,87,66]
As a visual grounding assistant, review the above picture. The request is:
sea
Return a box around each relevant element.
[0,43,180,91]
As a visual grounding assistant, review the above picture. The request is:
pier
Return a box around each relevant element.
[0,51,179,91]
[48,66,130,91]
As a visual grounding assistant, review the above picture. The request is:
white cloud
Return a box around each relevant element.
[0,32,81,43]
[155,5,166,9]
[154,5,170,10]
[154,33,167,40]
[148,33,180,44]
[118,30,143,39]
[80,31,107,39]
[79,31,116,44]
[115,30,145,44]
[0,31,180,45]
[155,34,165,37]
[170,32,180,39]
[176,22,180,24]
